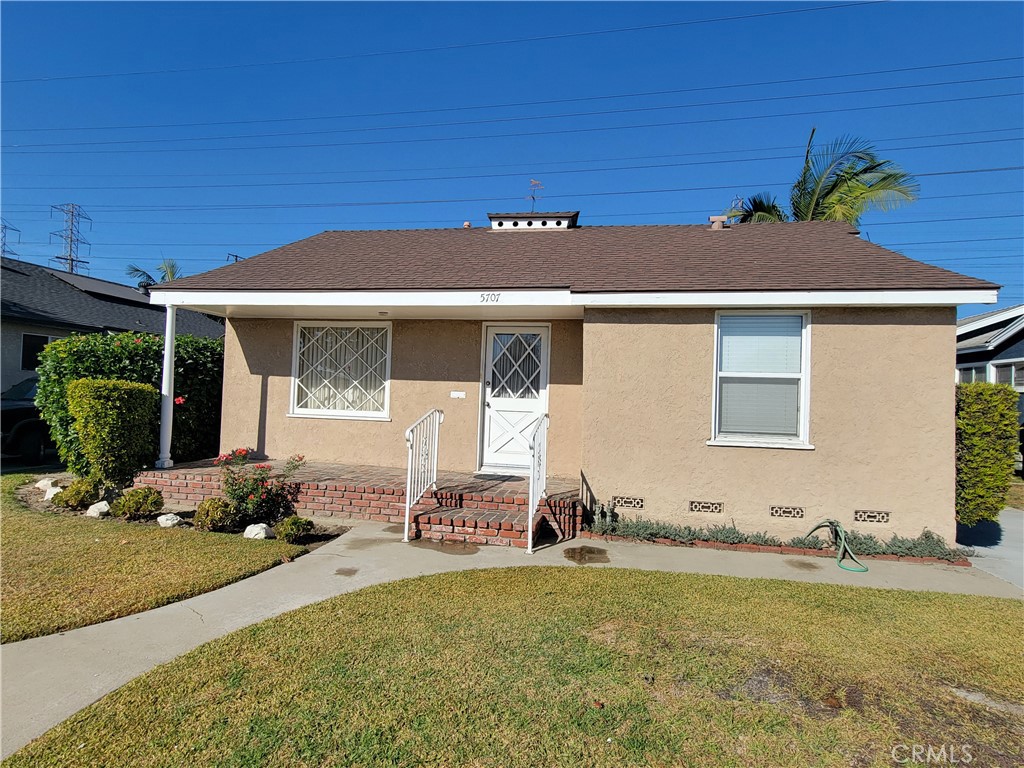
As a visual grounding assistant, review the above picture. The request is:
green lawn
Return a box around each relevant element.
[0,473,305,644]
[6,568,1022,767]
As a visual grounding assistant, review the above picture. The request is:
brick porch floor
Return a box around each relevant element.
[134,459,583,548]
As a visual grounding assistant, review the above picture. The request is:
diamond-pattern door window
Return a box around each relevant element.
[491,333,541,399]
[295,325,390,414]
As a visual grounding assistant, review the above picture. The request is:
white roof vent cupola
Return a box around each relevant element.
[486,211,580,231]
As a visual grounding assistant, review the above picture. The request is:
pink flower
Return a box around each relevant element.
[114,341,121,347]
[134,338,142,344]
[174,396,186,405]
[248,494,255,500]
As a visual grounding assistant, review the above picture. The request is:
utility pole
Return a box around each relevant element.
[1,218,20,257]
[50,203,91,273]
[226,253,241,263]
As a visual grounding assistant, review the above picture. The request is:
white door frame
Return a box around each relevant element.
[477,322,551,473]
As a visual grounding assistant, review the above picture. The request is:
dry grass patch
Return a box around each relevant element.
[0,473,304,643]
[1006,477,1024,510]
[6,568,1022,767]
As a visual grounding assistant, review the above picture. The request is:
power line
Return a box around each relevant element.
[7,91,1021,156]
[4,127,1018,180]
[6,56,1020,134]
[885,236,1024,245]
[7,137,1021,192]
[1,2,883,85]
[8,74,1021,150]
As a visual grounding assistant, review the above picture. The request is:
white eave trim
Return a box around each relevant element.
[956,314,1024,352]
[956,304,1024,336]
[149,287,998,310]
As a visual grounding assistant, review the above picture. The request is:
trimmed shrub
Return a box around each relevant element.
[956,383,1020,526]
[214,450,305,528]
[67,379,159,489]
[51,477,102,510]
[193,498,239,532]
[36,332,223,477]
[111,487,165,520]
[276,515,314,543]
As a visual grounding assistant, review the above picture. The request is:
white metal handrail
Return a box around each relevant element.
[404,408,444,543]
[526,413,550,554]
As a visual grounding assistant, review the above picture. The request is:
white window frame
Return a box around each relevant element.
[708,310,813,450]
[956,364,989,384]
[992,358,1024,392]
[289,320,392,421]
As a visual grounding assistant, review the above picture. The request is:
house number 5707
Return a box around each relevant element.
[480,293,501,303]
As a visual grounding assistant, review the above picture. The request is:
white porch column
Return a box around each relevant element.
[155,306,177,469]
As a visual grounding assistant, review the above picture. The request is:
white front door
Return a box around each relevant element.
[480,325,550,471]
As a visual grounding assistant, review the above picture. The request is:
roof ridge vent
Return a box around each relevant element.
[486,211,579,231]
[709,215,729,231]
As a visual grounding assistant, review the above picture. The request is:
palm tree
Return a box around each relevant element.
[728,128,919,226]
[126,258,183,288]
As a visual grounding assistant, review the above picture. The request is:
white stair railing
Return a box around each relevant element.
[404,409,444,542]
[526,413,550,554]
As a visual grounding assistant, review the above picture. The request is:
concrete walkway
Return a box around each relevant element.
[965,508,1024,589]
[2,521,1020,758]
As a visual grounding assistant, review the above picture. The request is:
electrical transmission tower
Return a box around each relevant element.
[1,218,20,257]
[50,203,92,273]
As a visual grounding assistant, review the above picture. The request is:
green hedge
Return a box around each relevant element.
[36,331,223,477]
[956,382,1020,526]
[67,379,160,488]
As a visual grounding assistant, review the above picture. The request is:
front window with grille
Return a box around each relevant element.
[291,322,391,418]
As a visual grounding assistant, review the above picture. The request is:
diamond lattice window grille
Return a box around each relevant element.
[294,324,390,415]
[491,333,541,399]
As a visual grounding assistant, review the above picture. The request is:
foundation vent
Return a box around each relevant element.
[689,500,724,514]
[854,510,890,524]
[770,505,805,519]
[611,495,644,510]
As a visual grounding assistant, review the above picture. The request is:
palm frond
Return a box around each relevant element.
[125,264,157,287]
[727,192,789,223]
[156,259,183,282]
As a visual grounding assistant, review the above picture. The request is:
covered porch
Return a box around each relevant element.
[135,460,583,549]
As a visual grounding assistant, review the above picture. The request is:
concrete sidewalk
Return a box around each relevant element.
[2,520,1020,758]
[965,508,1024,589]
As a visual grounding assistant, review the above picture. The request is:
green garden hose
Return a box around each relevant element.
[805,519,869,573]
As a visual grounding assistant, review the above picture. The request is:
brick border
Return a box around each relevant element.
[579,530,972,567]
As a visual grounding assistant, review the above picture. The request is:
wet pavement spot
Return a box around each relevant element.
[382,524,406,535]
[784,558,822,571]
[563,546,610,565]
[410,539,479,555]
[334,567,359,577]
[342,537,387,551]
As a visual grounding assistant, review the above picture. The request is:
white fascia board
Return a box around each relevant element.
[956,315,1024,352]
[149,287,998,310]
[149,289,573,308]
[956,305,1024,337]
[573,289,999,307]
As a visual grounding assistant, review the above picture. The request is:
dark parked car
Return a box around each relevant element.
[1,377,52,463]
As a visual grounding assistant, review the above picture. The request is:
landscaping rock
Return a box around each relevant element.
[157,513,184,528]
[85,501,111,518]
[43,486,62,501]
[243,523,275,540]
[34,478,55,490]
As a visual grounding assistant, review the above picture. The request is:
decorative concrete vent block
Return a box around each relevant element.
[770,506,805,519]
[854,510,890,524]
[689,500,724,514]
[611,495,644,510]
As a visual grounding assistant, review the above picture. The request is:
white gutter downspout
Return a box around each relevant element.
[155,306,176,469]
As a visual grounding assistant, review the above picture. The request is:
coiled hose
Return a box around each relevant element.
[805,519,869,573]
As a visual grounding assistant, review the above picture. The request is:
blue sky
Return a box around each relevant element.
[2,1,1021,316]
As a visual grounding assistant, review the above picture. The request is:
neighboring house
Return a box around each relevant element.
[1,256,224,392]
[956,303,1024,469]
[148,213,998,543]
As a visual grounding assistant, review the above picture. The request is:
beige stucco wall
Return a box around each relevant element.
[581,307,958,541]
[221,318,582,477]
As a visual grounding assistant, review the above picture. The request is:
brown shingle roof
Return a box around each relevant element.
[161,221,998,293]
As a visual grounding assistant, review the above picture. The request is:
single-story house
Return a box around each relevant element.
[1,256,225,393]
[147,213,998,544]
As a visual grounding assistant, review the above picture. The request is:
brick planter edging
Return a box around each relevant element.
[579,530,972,567]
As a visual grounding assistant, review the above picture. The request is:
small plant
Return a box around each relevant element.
[589,502,618,535]
[785,534,825,550]
[275,515,314,543]
[51,477,103,510]
[193,498,239,532]
[882,529,972,561]
[746,531,783,547]
[703,523,747,545]
[111,487,165,520]
[844,530,884,555]
[214,450,306,528]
